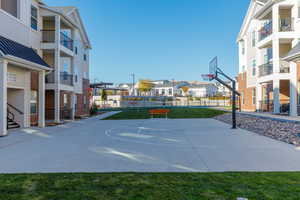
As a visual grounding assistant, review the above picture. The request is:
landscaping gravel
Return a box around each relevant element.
[214,113,300,146]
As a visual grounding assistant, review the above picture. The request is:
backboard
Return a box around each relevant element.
[209,56,218,76]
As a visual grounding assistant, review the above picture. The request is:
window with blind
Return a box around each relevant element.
[0,0,18,18]
[31,5,38,30]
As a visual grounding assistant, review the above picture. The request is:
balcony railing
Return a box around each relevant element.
[41,30,55,43]
[279,18,293,32]
[259,63,273,77]
[60,72,74,86]
[280,60,290,73]
[259,21,272,41]
[259,100,274,112]
[46,72,74,86]
[60,32,73,51]
[45,72,55,84]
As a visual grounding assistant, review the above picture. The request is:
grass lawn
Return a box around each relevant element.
[1,172,300,199]
[103,107,226,120]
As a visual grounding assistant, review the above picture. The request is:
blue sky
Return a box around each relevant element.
[44,0,249,84]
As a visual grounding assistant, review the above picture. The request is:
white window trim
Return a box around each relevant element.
[31,5,38,31]
[0,0,21,21]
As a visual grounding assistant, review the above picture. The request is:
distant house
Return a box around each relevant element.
[187,83,218,97]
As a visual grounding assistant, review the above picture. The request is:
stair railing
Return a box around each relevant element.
[7,108,15,121]
[7,103,24,115]
[7,104,23,129]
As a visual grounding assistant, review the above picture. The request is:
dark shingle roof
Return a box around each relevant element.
[0,35,50,68]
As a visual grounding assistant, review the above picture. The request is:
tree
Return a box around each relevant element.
[138,80,154,96]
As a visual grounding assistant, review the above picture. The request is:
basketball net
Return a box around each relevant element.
[201,74,215,81]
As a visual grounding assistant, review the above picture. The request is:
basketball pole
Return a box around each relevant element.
[232,80,237,129]
[214,69,239,129]
[207,57,240,129]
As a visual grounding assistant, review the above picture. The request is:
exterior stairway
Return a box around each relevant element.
[7,118,20,130]
[7,104,22,130]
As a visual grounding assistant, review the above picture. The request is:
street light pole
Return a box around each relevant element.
[131,73,135,96]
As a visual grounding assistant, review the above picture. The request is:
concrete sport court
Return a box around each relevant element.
[1,112,300,173]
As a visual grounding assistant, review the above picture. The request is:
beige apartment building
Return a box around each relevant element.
[0,0,91,137]
[237,0,300,116]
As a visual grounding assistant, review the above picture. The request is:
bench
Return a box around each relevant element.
[149,109,171,119]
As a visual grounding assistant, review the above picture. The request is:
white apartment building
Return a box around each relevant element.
[0,0,91,137]
[187,84,218,98]
[237,0,300,115]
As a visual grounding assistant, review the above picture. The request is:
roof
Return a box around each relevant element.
[41,5,91,49]
[0,35,50,68]
[50,6,76,15]
[237,0,274,42]
[283,42,300,61]
[90,82,114,88]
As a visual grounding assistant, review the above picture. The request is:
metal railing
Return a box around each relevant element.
[60,32,73,51]
[280,60,290,73]
[279,18,293,32]
[45,72,55,84]
[259,100,274,112]
[259,63,273,77]
[46,72,74,86]
[41,30,55,43]
[60,72,74,86]
[259,21,273,41]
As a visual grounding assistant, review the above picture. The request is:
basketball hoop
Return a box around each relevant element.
[201,74,215,81]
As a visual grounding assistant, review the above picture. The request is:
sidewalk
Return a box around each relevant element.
[214,107,300,124]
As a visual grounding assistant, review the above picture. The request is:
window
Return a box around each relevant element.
[75,96,78,111]
[1,0,18,18]
[252,88,256,105]
[83,96,86,105]
[161,89,165,95]
[241,92,245,104]
[84,54,87,61]
[168,88,173,96]
[64,94,68,107]
[61,57,71,73]
[30,91,37,114]
[7,72,17,82]
[31,6,38,31]
[298,81,300,104]
[75,47,78,54]
[251,31,256,47]
[241,40,245,55]
[252,59,256,76]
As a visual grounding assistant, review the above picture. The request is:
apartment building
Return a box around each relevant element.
[237,0,300,116]
[0,0,91,136]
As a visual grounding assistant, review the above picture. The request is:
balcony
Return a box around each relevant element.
[279,18,293,32]
[259,63,273,77]
[60,72,74,86]
[42,30,55,43]
[60,32,73,51]
[41,30,73,51]
[45,72,55,84]
[45,72,74,86]
[280,60,290,73]
[259,21,272,41]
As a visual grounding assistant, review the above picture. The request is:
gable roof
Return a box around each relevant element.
[236,0,271,42]
[41,5,91,49]
[0,35,50,68]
